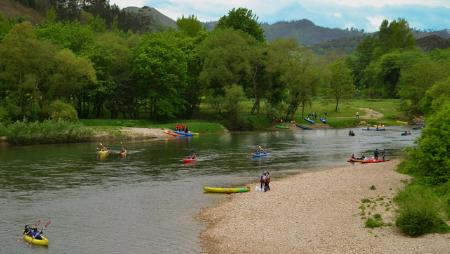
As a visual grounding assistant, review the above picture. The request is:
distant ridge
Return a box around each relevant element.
[124,6,177,30]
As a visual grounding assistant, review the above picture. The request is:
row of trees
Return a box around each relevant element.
[0,7,356,129]
[2,4,448,128]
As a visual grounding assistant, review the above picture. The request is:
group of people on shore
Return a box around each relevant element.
[175,123,189,133]
[260,170,271,192]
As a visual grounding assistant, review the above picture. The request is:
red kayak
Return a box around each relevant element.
[361,159,389,164]
[183,158,197,164]
[164,130,180,137]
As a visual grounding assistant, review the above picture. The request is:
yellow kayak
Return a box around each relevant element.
[97,150,109,157]
[203,186,250,193]
[23,234,49,246]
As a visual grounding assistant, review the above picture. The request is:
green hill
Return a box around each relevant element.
[123,6,176,30]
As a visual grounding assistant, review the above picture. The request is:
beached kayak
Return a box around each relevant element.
[296,124,312,130]
[23,234,49,246]
[304,118,315,124]
[361,159,389,164]
[175,131,194,137]
[320,117,327,124]
[203,186,250,193]
[253,152,269,158]
[183,158,197,164]
[275,125,289,129]
[347,158,365,163]
[164,130,180,136]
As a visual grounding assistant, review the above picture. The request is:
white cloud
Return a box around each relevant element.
[109,0,146,8]
[332,12,342,18]
[320,0,450,8]
[367,16,388,31]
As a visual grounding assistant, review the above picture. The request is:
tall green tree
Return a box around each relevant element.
[177,15,205,37]
[216,8,265,42]
[198,29,255,100]
[132,32,187,120]
[327,59,355,112]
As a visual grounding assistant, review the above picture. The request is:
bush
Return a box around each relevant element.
[399,104,450,184]
[46,100,79,121]
[395,185,450,236]
[6,120,93,145]
[365,215,384,228]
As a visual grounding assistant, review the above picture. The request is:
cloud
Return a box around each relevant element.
[367,16,388,31]
[109,0,145,8]
[109,0,450,32]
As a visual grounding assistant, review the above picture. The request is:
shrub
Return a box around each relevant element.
[395,185,450,236]
[47,100,79,121]
[399,104,450,184]
[6,120,93,145]
[365,216,383,228]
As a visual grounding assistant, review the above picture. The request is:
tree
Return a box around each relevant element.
[198,29,255,100]
[281,49,320,120]
[177,15,205,37]
[216,8,265,42]
[132,32,187,120]
[422,77,450,114]
[397,56,450,116]
[327,59,355,112]
[0,22,56,120]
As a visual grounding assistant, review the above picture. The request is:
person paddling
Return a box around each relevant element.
[98,142,108,152]
[256,145,266,154]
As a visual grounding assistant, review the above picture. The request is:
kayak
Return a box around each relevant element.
[164,130,180,136]
[183,158,197,164]
[203,186,250,193]
[362,128,386,131]
[347,158,365,163]
[275,124,289,129]
[23,234,49,246]
[361,159,389,164]
[97,150,108,157]
[175,131,194,137]
[296,124,312,130]
[304,118,315,124]
[320,117,327,124]
[401,132,412,136]
[253,152,269,158]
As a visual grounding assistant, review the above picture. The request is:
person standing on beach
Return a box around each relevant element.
[264,171,271,192]
[374,148,379,160]
[260,172,266,192]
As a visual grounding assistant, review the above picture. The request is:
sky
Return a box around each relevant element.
[110,0,450,32]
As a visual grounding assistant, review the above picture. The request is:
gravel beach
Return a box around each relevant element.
[199,160,450,254]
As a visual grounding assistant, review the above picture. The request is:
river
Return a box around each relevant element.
[0,126,418,253]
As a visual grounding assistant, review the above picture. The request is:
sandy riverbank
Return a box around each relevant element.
[199,161,450,254]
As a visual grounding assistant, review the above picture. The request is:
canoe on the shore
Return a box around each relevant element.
[164,130,180,136]
[320,117,327,124]
[175,131,194,137]
[296,124,312,130]
[23,234,49,246]
[361,159,389,164]
[304,118,315,124]
[275,124,290,129]
[203,186,250,193]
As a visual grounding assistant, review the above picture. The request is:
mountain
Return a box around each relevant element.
[416,35,450,51]
[263,19,364,45]
[0,0,43,24]
[123,6,177,30]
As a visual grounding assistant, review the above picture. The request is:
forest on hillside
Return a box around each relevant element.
[0,1,449,130]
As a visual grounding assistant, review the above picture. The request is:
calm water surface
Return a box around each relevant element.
[0,127,419,253]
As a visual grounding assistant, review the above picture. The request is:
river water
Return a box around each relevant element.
[0,127,419,253]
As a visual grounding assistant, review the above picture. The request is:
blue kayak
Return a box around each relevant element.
[253,152,269,158]
[304,118,315,124]
[320,117,327,124]
[175,131,194,137]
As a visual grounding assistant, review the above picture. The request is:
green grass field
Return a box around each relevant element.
[80,119,226,133]
[81,99,404,131]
